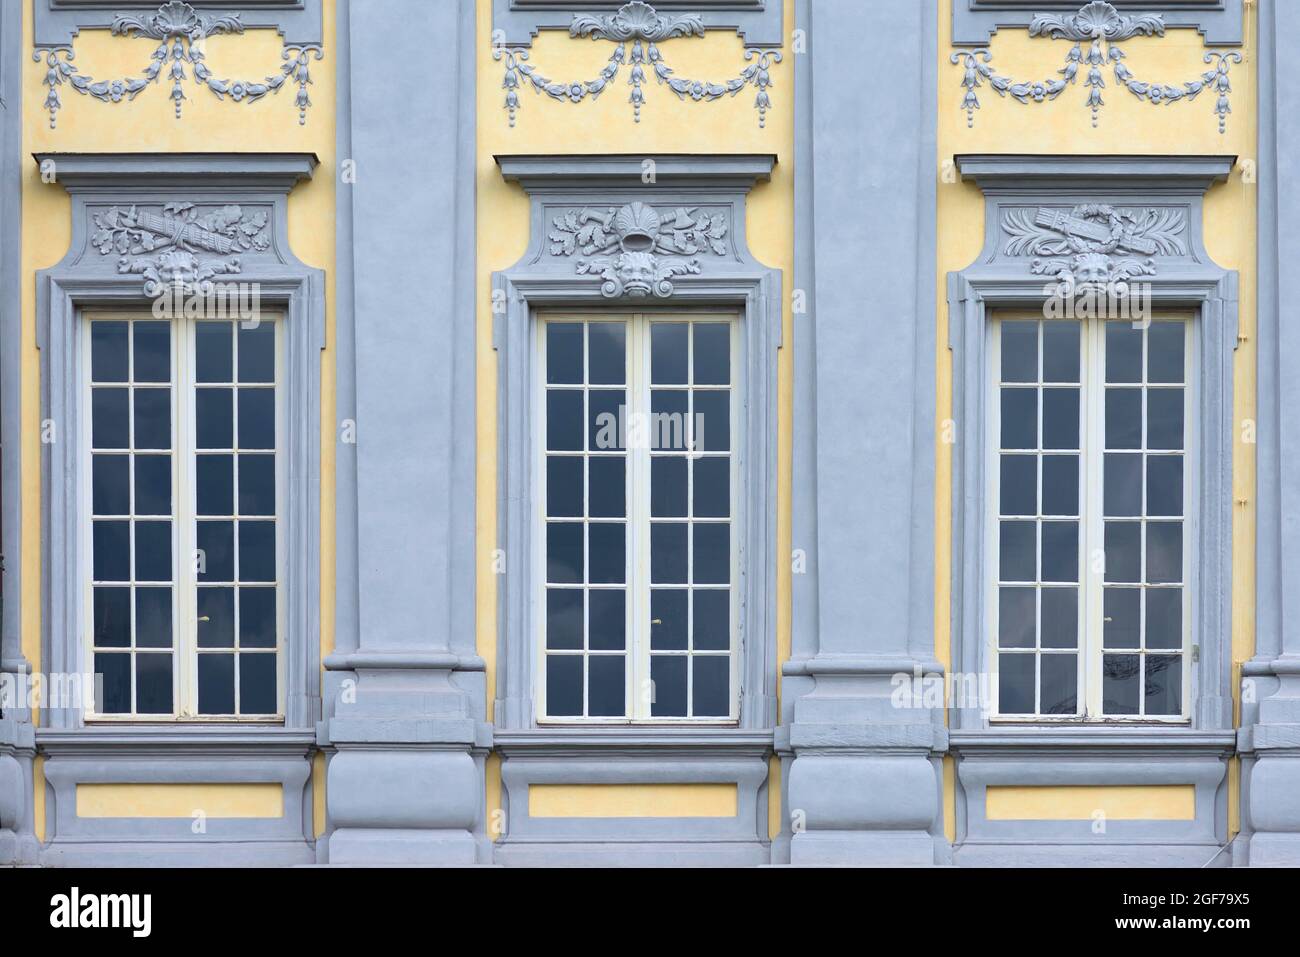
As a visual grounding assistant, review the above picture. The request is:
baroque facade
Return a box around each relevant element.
[0,0,1295,867]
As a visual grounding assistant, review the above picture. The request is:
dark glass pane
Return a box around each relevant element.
[239,587,277,648]
[998,653,1035,714]
[93,520,130,582]
[196,321,233,382]
[651,589,688,650]
[693,457,729,519]
[238,454,276,517]
[135,587,172,648]
[238,388,276,450]
[196,388,234,449]
[91,321,129,382]
[1042,389,1080,450]
[196,454,234,516]
[588,389,625,452]
[1148,321,1185,384]
[134,455,171,516]
[1104,522,1141,583]
[587,322,625,385]
[651,457,688,517]
[546,323,583,385]
[1145,655,1183,716]
[133,389,171,450]
[92,587,131,648]
[1104,453,1143,517]
[1103,588,1141,648]
[1147,389,1184,451]
[650,655,687,717]
[651,323,689,384]
[197,520,235,581]
[94,653,131,714]
[1106,322,1143,383]
[198,653,235,715]
[1041,587,1077,649]
[1105,389,1142,449]
[237,321,275,384]
[587,524,625,585]
[92,388,129,449]
[545,589,583,650]
[651,388,689,421]
[693,392,730,453]
[547,457,583,518]
[546,523,583,584]
[588,590,625,651]
[1147,455,1184,517]
[693,656,730,717]
[92,455,130,515]
[694,324,731,385]
[1040,654,1077,715]
[1042,322,1080,383]
[998,587,1036,648]
[1000,388,1037,450]
[1102,654,1141,715]
[546,391,583,452]
[545,655,583,716]
[693,590,730,651]
[651,523,687,584]
[693,524,730,585]
[239,654,277,714]
[1001,321,1038,383]
[238,521,277,582]
[1042,455,1078,517]
[1041,521,1078,583]
[132,322,170,383]
[1146,522,1183,584]
[1000,455,1037,517]
[587,457,625,519]
[135,653,173,714]
[1146,588,1183,650]
[587,655,625,717]
[999,521,1036,582]
[197,587,235,648]
[134,521,171,582]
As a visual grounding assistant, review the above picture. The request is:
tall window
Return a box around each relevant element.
[86,313,283,719]
[992,315,1191,720]
[538,313,738,722]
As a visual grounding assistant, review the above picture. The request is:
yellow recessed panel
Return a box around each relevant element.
[985,785,1195,821]
[529,784,738,819]
[76,784,284,819]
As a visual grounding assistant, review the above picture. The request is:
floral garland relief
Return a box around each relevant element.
[36,1,322,128]
[494,1,782,128]
[951,1,1240,133]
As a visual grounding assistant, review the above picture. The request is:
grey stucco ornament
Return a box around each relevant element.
[951,1,1240,132]
[494,1,782,128]
[35,1,323,128]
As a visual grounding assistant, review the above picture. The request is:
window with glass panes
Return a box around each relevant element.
[539,313,738,722]
[992,315,1191,720]
[87,314,282,719]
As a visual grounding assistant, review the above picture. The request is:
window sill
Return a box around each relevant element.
[495,726,773,758]
[950,725,1237,754]
[36,724,317,757]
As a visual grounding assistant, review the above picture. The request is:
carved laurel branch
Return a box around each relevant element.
[35,1,323,128]
[494,1,781,128]
[950,1,1239,133]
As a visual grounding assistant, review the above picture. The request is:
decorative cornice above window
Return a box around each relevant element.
[492,1,784,128]
[949,1,1242,132]
[33,0,324,128]
[494,0,783,47]
[952,0,1243,47]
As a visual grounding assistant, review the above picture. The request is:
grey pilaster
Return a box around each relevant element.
[1241,0,1300,867]
[785,0,947,866]
[321,0,488,866]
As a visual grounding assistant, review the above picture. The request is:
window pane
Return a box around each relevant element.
[651,457,688,517]
[92,388,129,449]
[1145,655,1183,716]
[546,391,583,452]
[1145,588,1183,650]
[134,456,171,517]
[694,392,730,452]
[239,654,277,714]
[693,590,730,651]
[1001,321,1038,383]
[197,587,235,648]
[651,590,688,651]
[1104,522,1141,583]
[1147,390,1185,450]
[651,323,688,384]
[95,652,131,714]
[1042,389,1079,450]
[999,521,1036,582]
[545,655,583,716]
[1041,587,1077,649]
[1042,322,1080,383]
[1104,453,1142,517]
[588,389,625,452]
[693,457,729,519]
[651,524,688,584]
[92,455,130,515]
[546,589,583,650]
[1102,654,1140,715]
[694,324,730,385]
[1146,522,1182,584]
[197,520,235,581]
[238,521,277,583]
[133,322,171,383]
[693,524,730,585]
[547,457,583,518]
[198,653,236,714]
[587,322,625,385]
[1000,455,1036,517]
[238,454,276,517]
[587,656,626,717]
[692,656,730,717]
[1147,321,1185,384]
[197,454,234,515]
[239,587,277,649]
[1040,654,1077,715]
[238,388,276,450]
[546,523,583,584]
[135,653,173,714]
[587,457,625,519]
[1041,456,1078,516]
[135,587,173,648]
[588,590,625,651]
[91,321,129,382]
[546,323,583,385]
[1146,456,1184,517]
[1105,390,1141,449]
[93,520,130,582]
[998,654,1035,714]
[1106,322,1143,383]
[237,322,276,384]
[650,655,687,717]
[92,587,131,648]
[1103,588,1141,649]
[133,389,171,450]
[196,321,233,382]
[1040,521,1077,583]
[196,388,234,449]
[998,587,1035,648]
[1000,389,1037,450]
[587,524,625,585]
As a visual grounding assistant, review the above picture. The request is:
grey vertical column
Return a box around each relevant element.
[1242,0,1300,867]
[784,0,948,866]
[0,0,38,867]
[322,0,488,865]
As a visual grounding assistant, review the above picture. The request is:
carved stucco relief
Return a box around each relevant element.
[950,1,1239,132]
[35,1,323,128]
[494,1,782,128]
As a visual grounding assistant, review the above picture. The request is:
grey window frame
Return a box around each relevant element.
[951,0,1245,47]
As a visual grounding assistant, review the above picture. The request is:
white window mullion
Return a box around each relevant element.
[1083,319,1105,719]
[176,318,196,718]
[630,313,651,721]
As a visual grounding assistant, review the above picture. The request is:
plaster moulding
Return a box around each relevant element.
[492,1,783,128]
[952,0,1244,46]
[33,0,324,128]
[950,1,1241,132]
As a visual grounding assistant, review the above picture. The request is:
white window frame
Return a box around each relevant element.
[986,312,1195,723]
[81,310,286,722]
[532,310,742,725]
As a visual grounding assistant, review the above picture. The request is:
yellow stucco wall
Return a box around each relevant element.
[19,2,338,839]
[985,785,1196,821]
[76,782,284,819]
[475,0,795,837]
[935,0,1258,834]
